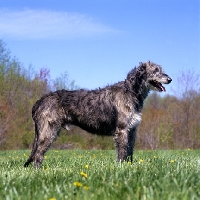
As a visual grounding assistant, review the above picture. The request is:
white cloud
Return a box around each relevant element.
[0,9,118,40]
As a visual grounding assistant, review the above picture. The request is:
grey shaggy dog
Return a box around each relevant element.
[24,61,172,168]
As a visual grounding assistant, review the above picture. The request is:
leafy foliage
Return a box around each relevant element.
[0,40,77,149]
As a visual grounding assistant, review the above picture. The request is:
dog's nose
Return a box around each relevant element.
[168,77,172,83]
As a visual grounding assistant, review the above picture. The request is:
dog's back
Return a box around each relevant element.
[32,85,124,135]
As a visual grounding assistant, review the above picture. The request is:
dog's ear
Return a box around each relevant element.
[139,62,146,70]
[138,62,147,80]
[141,62,147,71]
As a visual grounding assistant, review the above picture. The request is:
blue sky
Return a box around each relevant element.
[0,0,199,95]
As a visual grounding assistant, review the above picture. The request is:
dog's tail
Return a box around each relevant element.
[24,123,39,167]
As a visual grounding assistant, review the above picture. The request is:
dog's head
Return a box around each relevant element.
[143,61,172,92]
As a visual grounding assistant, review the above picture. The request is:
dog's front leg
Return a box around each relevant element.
[114,128,129,162]
[114,127,137,163]
[126,128,137,163]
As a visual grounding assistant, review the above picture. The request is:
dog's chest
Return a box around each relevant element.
[128,112,142,129]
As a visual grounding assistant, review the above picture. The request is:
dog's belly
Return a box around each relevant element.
[72,120,116,136]
[64,101,117,135]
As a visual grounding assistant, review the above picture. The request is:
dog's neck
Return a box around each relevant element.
[124,66,150,111]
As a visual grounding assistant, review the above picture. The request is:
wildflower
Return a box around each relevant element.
[187,148,191,151]
[170,160,175,163]
[80,172,88,178]
[24,153,27,157]
[74,182,82,187]
[139,159,144,163]
[44,156,47,159]
[127,161,131,164]
[49,198,56,200]
[83,186,89,190]
[154,156,158,159]
[85,164,89,169]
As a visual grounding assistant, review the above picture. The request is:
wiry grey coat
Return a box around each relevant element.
[24,61,172,168]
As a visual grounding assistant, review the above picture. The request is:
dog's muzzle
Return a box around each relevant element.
[149,75,172,92]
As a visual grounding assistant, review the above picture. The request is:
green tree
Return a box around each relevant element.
[0,40,78,149]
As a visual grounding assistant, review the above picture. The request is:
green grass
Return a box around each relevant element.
[0,149,200,200]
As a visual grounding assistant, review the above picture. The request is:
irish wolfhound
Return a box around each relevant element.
[24,61,172,168]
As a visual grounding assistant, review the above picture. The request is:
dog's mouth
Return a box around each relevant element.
[149,80,166,92]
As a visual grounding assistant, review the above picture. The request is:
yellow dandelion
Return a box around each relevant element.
[187,148,191,151]
[44,156,47,159]
[49,198,56,200]
[170,160,175,163]
[80,172,88,178]
[85,164,89,169]
[154,156,158,159]
[24,153,27,157]
[127,161,131,164]
[139,159,144,163]
[93,154,96,158]
[83,186,89,190]
[74,182,82,187]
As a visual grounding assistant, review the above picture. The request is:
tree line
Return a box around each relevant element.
[0,40,199,150]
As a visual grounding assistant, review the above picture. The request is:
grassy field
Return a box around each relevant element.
[0,149,199,200]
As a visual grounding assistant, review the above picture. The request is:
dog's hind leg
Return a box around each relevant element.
[24,124,39,167]
[32,121,60,168]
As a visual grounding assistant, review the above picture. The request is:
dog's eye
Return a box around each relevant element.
[154,68,159,73]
